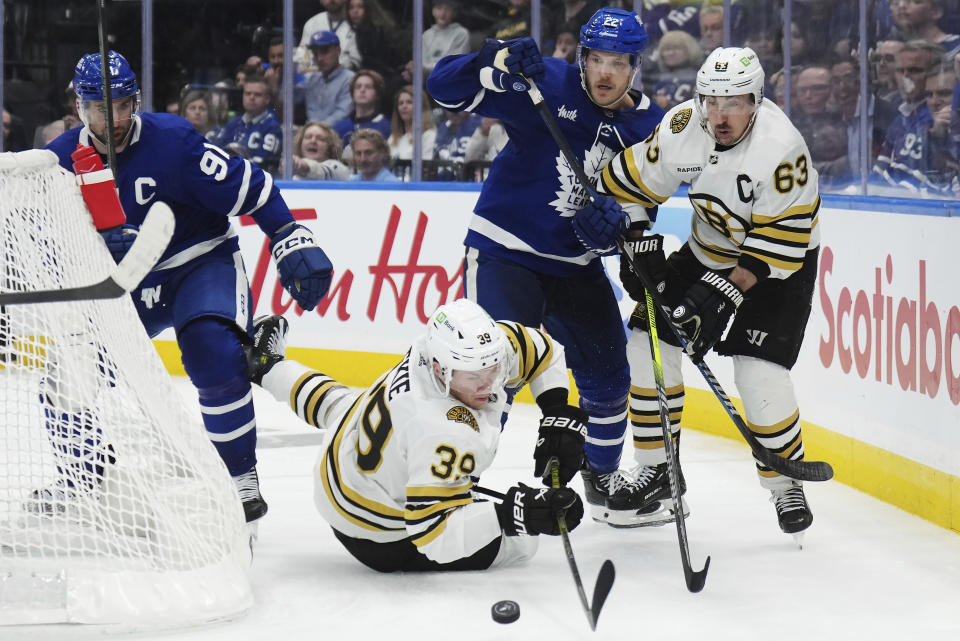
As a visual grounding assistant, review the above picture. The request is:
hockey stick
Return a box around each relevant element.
[619,242,833,483]
[95,0,118,179]
[641,282,709,592]
[551,464,614,631]
[0,201,175,305]
[474,478,615,631]
[514,70,832,483]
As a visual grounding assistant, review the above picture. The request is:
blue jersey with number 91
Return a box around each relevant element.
[46,112,294,271]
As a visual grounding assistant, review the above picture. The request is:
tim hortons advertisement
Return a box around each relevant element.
[225,186,958,476]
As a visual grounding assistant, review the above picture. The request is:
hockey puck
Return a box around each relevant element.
[491,600,520,624]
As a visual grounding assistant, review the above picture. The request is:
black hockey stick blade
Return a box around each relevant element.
[590,559,616,627]
[684,555,710,593]
[0,201,174,306]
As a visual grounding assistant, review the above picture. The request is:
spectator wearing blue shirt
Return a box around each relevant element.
[349,129,400,182]
[300,31,355,125]
[208,75,282,174]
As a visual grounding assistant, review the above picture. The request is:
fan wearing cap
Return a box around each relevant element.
[583,47,822,539]
[427,8,668,529]
[300,30,355,125]
[245,300,588,572]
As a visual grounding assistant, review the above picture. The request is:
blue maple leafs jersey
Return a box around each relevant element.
[208,109,283,170]
[46,113,295,271]
[428,55,664,277]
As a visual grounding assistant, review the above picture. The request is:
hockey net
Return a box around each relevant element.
[0,150,251,626]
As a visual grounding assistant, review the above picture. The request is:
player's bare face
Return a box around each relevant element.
[83,95,136,150]
[301,125,331,161]
[584,50,633,108]
[448,366,500,409]
[702,94,755,145]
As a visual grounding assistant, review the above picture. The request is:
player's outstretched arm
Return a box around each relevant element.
[269,222,332,311]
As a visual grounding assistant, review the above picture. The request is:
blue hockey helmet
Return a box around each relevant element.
[579,8,649,57]
[577,9,648,108]
[73,50,140,101]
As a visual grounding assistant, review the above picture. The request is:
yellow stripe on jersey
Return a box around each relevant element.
[624,147,670,205]
[404,497,473,522]
[406,480,474,498]
[411,511,451,547]
[739,249,804,272]
[750,197,820,226]
[304,379,341,427]
[748,225,812,245]
[747,409,800,436]
[319,390,406,532]
[499,322,553,388]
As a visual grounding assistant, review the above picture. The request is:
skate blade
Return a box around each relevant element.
[590,499,690,529]
[791,531,805,549]
[247,521,260,557]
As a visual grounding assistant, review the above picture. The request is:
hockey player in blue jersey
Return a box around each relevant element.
[427,8,667,527]
[45,50,333,523]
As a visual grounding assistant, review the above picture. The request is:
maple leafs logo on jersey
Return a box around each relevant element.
[549,140,613,218]
[446,406,479,432]
[670,108,692,134]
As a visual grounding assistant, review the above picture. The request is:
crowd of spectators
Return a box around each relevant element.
[4,0,959,196]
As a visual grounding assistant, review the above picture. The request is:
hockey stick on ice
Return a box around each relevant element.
[513,68,832,483]
[641,280,710,592]
[0,201,175,305]
[474,479,615,631]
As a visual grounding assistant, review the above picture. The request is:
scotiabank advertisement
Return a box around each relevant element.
[230,185,960,478]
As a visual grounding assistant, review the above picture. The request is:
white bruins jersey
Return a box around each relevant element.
[600,98,821,280]
[311,321,568,564]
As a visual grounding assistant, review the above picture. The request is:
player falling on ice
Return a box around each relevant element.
[244,301,586,572]
[43,50,333,524]
[426,8,670,528]
[574,46,821,539]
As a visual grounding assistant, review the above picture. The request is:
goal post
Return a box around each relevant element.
[0,150,252,626]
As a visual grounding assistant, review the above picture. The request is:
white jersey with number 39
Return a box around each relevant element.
[600,97,821,280]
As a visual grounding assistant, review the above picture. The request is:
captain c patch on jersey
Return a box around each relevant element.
[446,406,479,432]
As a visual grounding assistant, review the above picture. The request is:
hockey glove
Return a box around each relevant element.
[533,405,588,486]
[476,37,543,93]
[672,271,744,362]
[495,483,584,536]
[270,223,333,311]
[571,194,629,255]
[620,232,667,302]
[100,224,139,264]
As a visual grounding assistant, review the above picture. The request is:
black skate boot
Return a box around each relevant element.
[234,466,268,523]
[246,315,289,385]
[770,481,813,546]
[581,463,686,528]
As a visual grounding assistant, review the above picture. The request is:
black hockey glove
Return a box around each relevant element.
[476,37,543,93]
[495,483,584,536]
[571,194,629,255]
[270,223,333,311]
[100,224,139,264]
[672,271,744,362]
[620,232,667,303]
[533,405,588,486]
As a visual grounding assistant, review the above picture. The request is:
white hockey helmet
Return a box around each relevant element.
[425,299,509,397]
[694,47,765,144]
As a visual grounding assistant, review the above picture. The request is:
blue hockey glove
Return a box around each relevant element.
[672,271,744,362]
[269,223,332,311]
[571,195,629,255]
[476,37,544,93]
[100,224,139,264]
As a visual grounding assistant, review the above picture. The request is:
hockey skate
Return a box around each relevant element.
[770,480,812,547]
[246,314,289,385]
[25,481,84,517]
[581,463,688,528]
[234,466,268,523]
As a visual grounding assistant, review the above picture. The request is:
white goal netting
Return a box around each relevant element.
[0,150,251,626]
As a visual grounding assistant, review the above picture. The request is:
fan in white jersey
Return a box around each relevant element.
[246,300,590,572]
[574,47,821,539]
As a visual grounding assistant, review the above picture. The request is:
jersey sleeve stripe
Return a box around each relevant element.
[751,197,819,225]
[406,480,474,498]
[410,512,451,547]
[739,248,804,271]
[404,497,473,523]
[226,160,253,217]
[747,226,811,246]
[522,328,554,382]
[245,170,272,216]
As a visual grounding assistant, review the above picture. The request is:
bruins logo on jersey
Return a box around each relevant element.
[670,108,692,134]
[446,406,479,432]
